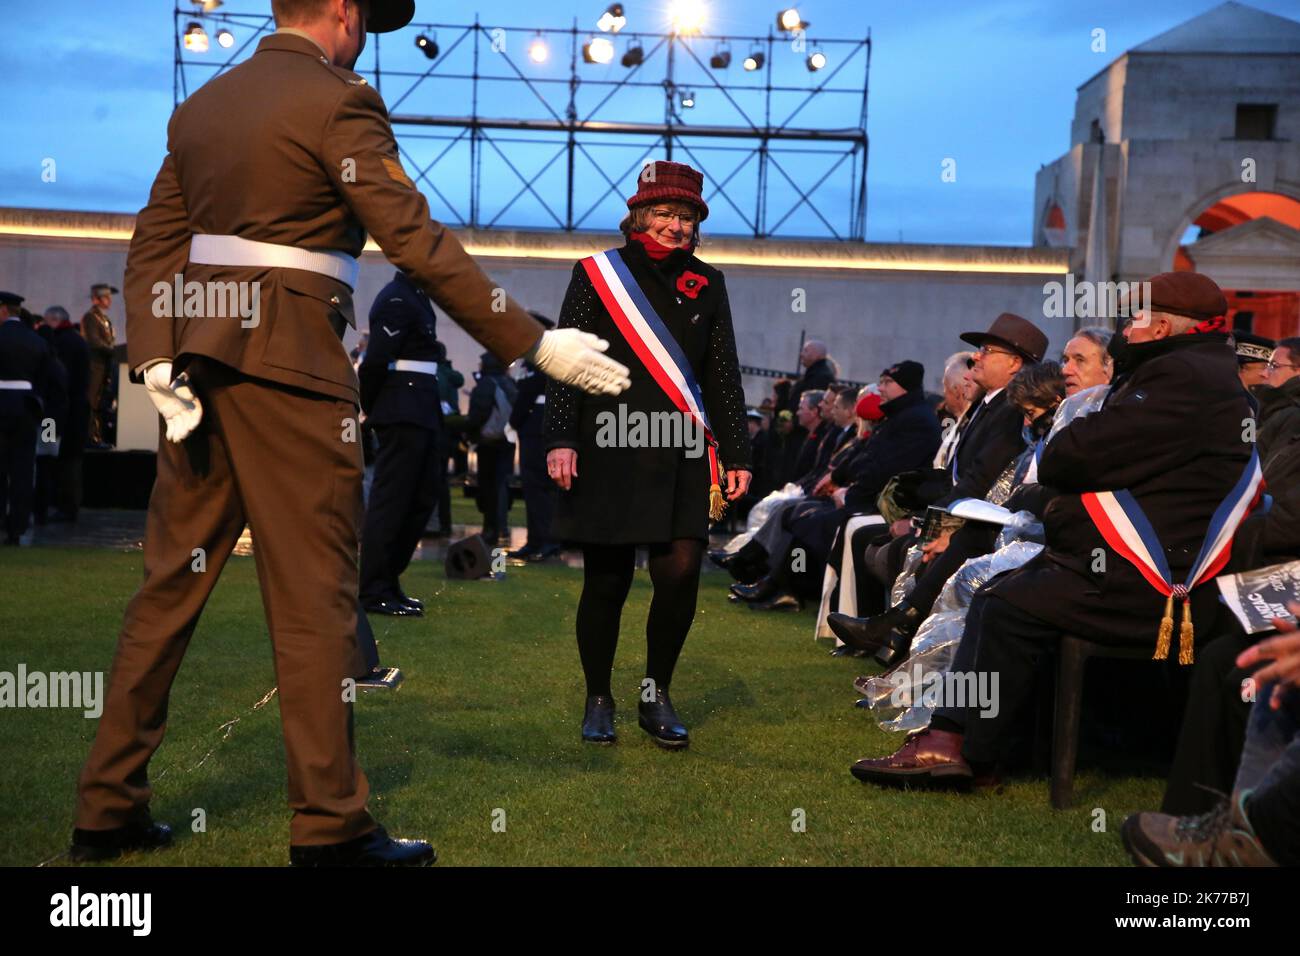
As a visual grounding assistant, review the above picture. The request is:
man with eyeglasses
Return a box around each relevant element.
[1259,336,1300,461]
[1235,331,1275,390]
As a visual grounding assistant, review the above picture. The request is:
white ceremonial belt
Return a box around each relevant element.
[0,380,33,390]
[189,234,359,289]
[389,360,439,376]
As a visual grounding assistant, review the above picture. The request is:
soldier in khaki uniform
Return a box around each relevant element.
[70,0,629,867]
[81,282,117,445]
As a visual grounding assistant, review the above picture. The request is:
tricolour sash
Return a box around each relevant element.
[581,247,727,520]
[1080,448,1264,664]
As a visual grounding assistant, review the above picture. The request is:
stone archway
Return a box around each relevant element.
[1159,181,1300,276]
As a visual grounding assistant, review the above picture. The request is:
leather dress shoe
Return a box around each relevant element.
[849,729,973,788]
[730,576,777,602]
[70,821,173,862]
[875,629,914,668]
[289,826,435,867]
[528,545,562,563]
[581,694,616,744]
[508,543,539,560]
[364,598,423,617]
[829,644,869,658]
[397,593,424,612]
[707,549,735,570]
[749,592,803,611]
[829,602,921,652]
[638,688,689,749]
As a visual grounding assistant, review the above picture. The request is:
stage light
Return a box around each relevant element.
[806,49,827,71]
[621,43,644,68]
[183,22,209,53]
[416,33,439,60]
[669,0,706,35]
[776,8,808,32]
[710,46,731,69]
[216,28,234,49]
[583,36,615,64]
[528,34,549,63]
[743,50,765,71]
[597,3,626,33]
[190,0,223,11]
[680,90,696,109]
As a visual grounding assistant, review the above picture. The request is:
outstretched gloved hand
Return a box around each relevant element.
[143,361,203,443]
[529,329,631,396]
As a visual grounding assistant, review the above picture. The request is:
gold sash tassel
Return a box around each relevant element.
[1154,593,1174,661]
[709,483,727,522]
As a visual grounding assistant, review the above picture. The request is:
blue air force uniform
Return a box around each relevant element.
[358,271,447,609]
[0,297,54,543]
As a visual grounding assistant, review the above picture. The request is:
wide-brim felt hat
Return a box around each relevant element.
[960,312,1048,364]
[368,0,415,33]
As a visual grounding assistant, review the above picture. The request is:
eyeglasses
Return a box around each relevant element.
[975,345,1018,360]
[650,208,697,226]
[1267,362,1300,372]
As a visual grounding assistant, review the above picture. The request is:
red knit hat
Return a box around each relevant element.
[627,161,710,221]
[856,393,885,422]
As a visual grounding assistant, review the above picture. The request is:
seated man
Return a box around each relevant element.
[850,273,1257,789]
[1124,605,1300,867]
[834,313,1048,662]
[739,361,940,610]
[832,328,1113,661]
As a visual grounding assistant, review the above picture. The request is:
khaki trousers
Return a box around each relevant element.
[75,359,376,845]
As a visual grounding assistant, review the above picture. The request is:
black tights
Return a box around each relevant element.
[576,539,705,698]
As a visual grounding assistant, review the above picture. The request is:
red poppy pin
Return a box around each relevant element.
[676,271,709,300]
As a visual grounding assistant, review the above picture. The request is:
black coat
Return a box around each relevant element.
[509,368,548,442]
[992,333,1252,639]
[360,271,444,429]
[840,390,942,512]
[41,325,90,441]
[466,358,518,444]
[787,357,836,412]
[938,389,1025,506]
[1231,380,1300,570]
[543,240,749,544]
[0,319,53,422]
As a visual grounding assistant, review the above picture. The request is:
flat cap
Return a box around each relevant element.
[1144,271,1227,321]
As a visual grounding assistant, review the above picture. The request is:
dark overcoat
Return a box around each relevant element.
[543,240,750,544]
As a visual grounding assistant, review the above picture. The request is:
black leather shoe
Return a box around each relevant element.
[70,821,173,862]
[639,688,689,749]
[830,602,921,651]
[364,599,423,617]
[581,695,616,744]
[730,575,777,602]
[829,644,869,658]
[289,826,435,867]
[397,594,424,611]
[874,629,913,667]
[507,544,539,560]
[528,545,562,563]
[750,592,803,611]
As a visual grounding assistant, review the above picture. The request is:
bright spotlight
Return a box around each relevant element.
[528,35,549,63]
[583,36,615,64]
[416,33,440,60]
[669,0,706,35]
[806,50,827,71]
[743,50,765,71]
[216,28,234,49]
[680,90,696,109]
[190,0,223,11]
[777,8,808,32]
[622,43,644,68]
[597,3,627,33]
[183,21,209,53]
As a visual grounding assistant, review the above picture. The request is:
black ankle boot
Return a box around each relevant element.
[829,602,921,651]
[874,629,914,668]
[581,695,616,744]
[638,687,689,749]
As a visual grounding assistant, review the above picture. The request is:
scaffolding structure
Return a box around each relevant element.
[173,5,871,240]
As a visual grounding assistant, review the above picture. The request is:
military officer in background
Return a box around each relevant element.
[358,268,445,616]
[81,282,118,446]
[0,292,53,545]
[40,307,91,521]
[1234,330,1274,390]
[508,312,561,562]
[72,0,629,868]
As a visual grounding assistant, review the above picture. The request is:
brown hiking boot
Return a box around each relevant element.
[849,728,973,787]
[1121,790,1277,867]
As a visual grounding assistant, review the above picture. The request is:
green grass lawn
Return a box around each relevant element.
[0,546,1162,866]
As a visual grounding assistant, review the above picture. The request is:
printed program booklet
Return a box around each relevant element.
[1216,559,1300,635]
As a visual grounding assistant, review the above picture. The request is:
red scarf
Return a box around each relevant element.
[630,230,693,261]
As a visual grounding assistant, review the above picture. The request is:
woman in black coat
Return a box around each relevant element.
[544,161,751,748]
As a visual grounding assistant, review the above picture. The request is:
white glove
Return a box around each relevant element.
[530,329,631,396]
[143,361,203,443]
